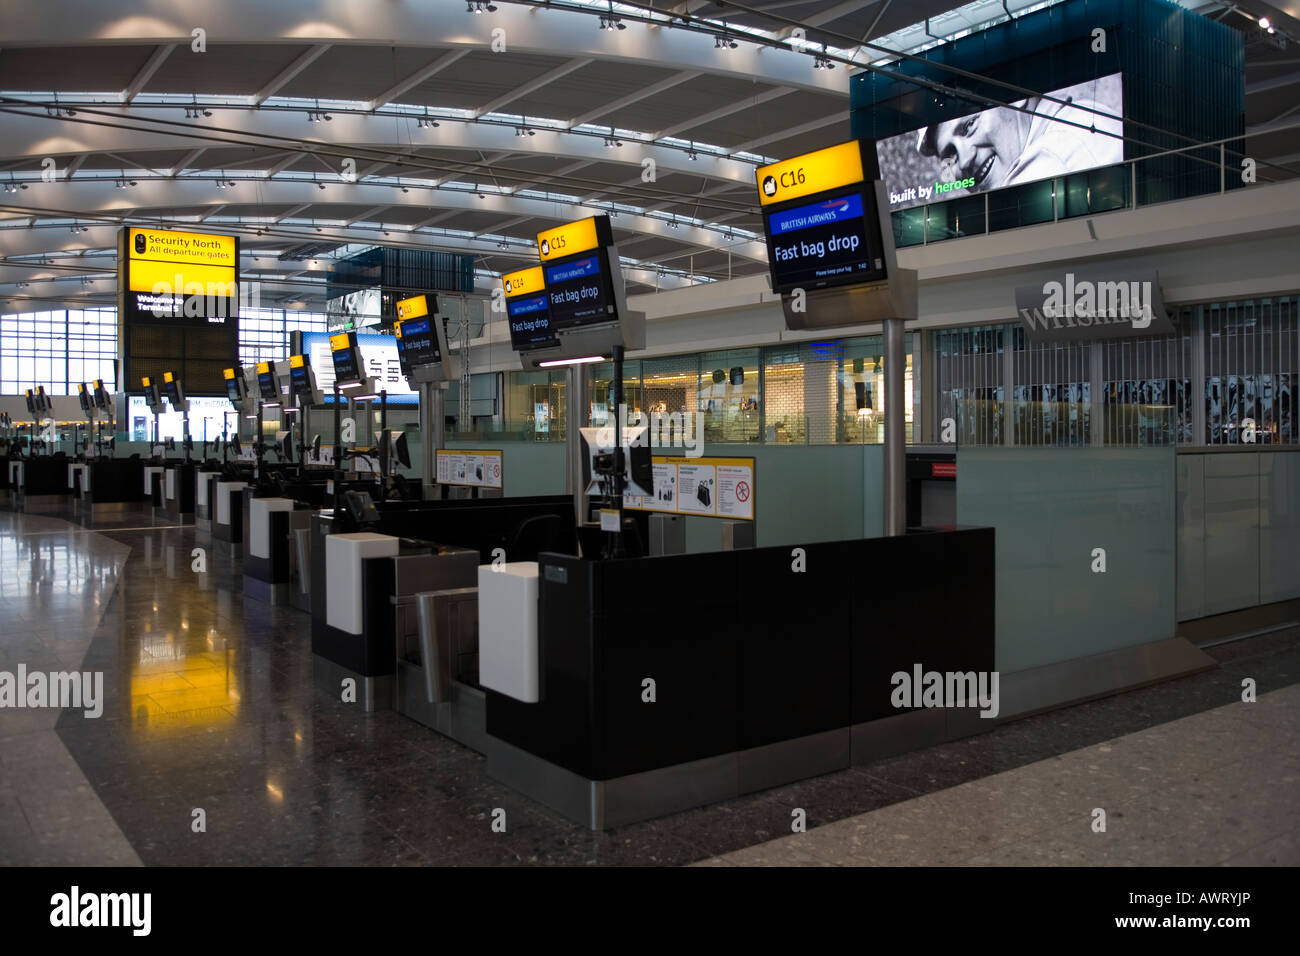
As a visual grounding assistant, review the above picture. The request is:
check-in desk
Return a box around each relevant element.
[163,463,196,521]
[83,459,146,515]
[6,460,22,507]
[67,461,91,507]
[143,465,165,513]
[309,514,478,712]
[12,457,69,512]
[194,470,219,531]
[244,496,312,604]
[212,480,248,544]
[482,527,997,829]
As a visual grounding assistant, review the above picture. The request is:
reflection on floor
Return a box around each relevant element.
[1,508,1297,866]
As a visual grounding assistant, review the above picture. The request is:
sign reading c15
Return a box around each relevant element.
[536,216,608,261]
[756,140,865,206]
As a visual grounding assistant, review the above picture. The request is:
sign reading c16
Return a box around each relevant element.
[756,140,866,206]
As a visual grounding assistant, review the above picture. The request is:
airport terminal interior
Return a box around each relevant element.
[1,0,1298,871]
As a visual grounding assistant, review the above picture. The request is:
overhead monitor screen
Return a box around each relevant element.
[330,335,362,386]
[543,254,616,332]
[764,190,885,293]
[120,227,239,326]
[875,73,1124,211]
[396,317,441,368]
[289,357,316,404]
[502,265,555,351]
[304,331,417,405]
[162,375,183,405]
[224,371,243,404]
[256,363,280,402]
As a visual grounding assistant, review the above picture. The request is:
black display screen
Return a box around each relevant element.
[162,379,182,405]
[507,293,555,350]
[763,187,886,294]
[225,377,242,403]
[397,317,441,367]
[543,253,617,331]
[289,364,314,403]
[332,346,362,384]
[257,369,279,402]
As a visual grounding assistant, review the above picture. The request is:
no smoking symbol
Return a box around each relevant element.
[736,480,750,502]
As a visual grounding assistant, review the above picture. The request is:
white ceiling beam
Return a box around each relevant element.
[264,152,305,178]
[366,49,471,111]
[250,44,331,106]
[475,58,594,119]
[1246,71,1300,95]
[778,0,875,38]
[170,147,207,176]
[0,4,845,97]
[731,110,846,152]
[0,107,758,187]
[198,204,227,221]
[274,202,312,222]
[346,204,391,225]
[120,44,176,104]
[64,155,88,180]
[654,87,793,140]
[568,71,701,128]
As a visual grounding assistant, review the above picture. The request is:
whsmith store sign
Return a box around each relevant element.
[1014,267,1173,342]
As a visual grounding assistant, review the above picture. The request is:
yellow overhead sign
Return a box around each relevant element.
[396,294,429,321]
[163,371,175,383]
[756,140,865,206]
[223,367,238,380]
[329,333,353,352]
[537,217,599,261]
[502,265,545,299]
[256,362,271,375]
[289,354,305,368]
[125,228,237,295]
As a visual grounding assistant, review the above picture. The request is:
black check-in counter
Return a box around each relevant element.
[83,459,146,513]
[482,527,996,829]
[163,463,197,521]
[308,495,582,711]
[9,457,70,512]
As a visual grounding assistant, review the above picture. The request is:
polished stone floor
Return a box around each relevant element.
[1,506,1297,866]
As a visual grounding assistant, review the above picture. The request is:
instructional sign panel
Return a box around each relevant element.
[623,456,753,521]
[436,449,503,489]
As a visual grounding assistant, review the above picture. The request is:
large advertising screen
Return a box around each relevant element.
[876,73,1124,211]
[303,331,417,405]
[326,287,383,332]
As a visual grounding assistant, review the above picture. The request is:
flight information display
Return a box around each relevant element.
[289,356,316,403]
[396,317,441,367]
[502,265,555,351]
[543,253,617,331]
[330,332,362,384]
[256,362,280,402]
[764,190,884,293]
[162,373,183,406]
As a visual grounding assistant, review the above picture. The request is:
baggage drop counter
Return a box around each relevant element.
[482,527,996,829]
[308,495,582,713]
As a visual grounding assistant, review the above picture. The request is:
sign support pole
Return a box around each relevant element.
[422,381,443,500]
[566,364,589,533]
[883,317,907,536]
